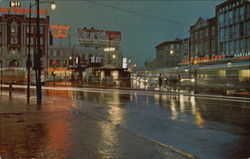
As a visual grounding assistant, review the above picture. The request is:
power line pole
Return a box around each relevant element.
[36,0,42,105]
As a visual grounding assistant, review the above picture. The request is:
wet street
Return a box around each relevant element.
[0,85,250,159]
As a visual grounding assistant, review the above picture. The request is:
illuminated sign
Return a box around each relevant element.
[182,55,226,64]
[123,58,128,69]
[10,1,21,7]
[50,24,71,38]
[234,52,250,57]
[78,27,121,46]
[0,7,48,14]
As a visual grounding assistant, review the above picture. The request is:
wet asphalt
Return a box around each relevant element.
[0,86,249,159]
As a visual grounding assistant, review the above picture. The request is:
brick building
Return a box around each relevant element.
[0,14,49,69]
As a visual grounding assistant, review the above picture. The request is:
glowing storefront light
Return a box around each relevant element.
[104,47,116,52]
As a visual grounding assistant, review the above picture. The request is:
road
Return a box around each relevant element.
[0,85,249,159]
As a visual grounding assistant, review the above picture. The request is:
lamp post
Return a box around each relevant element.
[27,0,56,105]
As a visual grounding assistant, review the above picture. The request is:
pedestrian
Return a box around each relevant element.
[158,74,162,90]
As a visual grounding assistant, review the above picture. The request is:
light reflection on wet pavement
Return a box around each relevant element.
[0,87,249,159]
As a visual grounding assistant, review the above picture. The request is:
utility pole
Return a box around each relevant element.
[36,0,42,105]
[26,2,32,104]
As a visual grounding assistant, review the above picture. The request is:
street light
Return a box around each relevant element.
[27,0,56,105]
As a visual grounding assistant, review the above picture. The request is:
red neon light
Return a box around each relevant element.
[0,8,9,13]
[50,25,71,30]
[0,7,47,15]
[11,8,30,14]
[182,55,226,64]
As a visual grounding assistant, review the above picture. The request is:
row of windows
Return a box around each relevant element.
[48,50,73,57]
[219,38,250,55]
[0,36,45,45]
[157,44,181,52]
[190,27,216,41]
[218,4,250,27]
[0,25,45,32]
[191,40,216,56]
[26,37,44,45]
[26,26,44,34]
[219,20,250,42]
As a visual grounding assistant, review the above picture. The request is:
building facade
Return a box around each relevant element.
[0,14,49,69]
[216,0,250,57]
[146,38,183,69]
[189,17,217,59]
[47,45,123,80]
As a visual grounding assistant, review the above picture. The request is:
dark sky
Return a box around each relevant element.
[1,0,223,66]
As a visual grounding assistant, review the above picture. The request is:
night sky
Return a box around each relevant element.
[1,0,223,66]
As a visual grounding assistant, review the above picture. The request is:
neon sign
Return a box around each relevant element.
[50,24,71,38]
[10,1,21,8]
[0,7,48,14]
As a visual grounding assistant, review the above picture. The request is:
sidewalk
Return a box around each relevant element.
[0,93,198,159]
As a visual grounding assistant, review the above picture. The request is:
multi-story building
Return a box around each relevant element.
[189,17,217,59]
[47,45,123,80]
[47,45,75,80]
[216,0,250,57]
[182,38,190,60]
[146,38,183,69]
[0,14,49,69]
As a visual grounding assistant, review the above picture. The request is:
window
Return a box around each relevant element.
[229,26,233,40]
[229,10,233,24]
[195,44,198,56]
[9,48,18,54]
[224,42,229,55]
[49,60,55,67]
[246,4,250,19]
[11,37,18,44]
[211,27,215,35]
[246,38,250,52]
[195,32,198,40]
[224,12,229,25]
[205,42,209,53]
[26,37,34,45]
[229,41,234,55]
[246,20,250,36]
[234,7,239,22]
[234,39,239,49]
[219,28,224,42]
[219,13,224,26]
[234,23,240,38]
[26,47,34,55]
[56,60,60,67]
[40,37,43,45]
[26,26,35,34]
[211,40,215,51]
[56,51,60,56]
[240,6,245,21]
[219,43,223,54]
[62,59,67,67]
[240,39,245,51]
[40,26,43,33]
[200,30,203,39]
[224,27,229,41]
[240,22,244,37]
[53,50,57,56]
